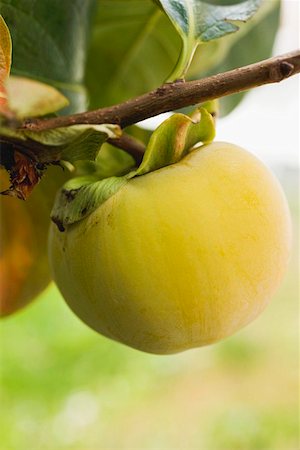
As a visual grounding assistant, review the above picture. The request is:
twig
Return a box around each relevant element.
[107,134,145,165]
[0,136,60,162]
[21,51,300,132]
[1,133,145,166]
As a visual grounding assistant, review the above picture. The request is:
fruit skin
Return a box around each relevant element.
[49,142,291,354]
[0,166,66,317]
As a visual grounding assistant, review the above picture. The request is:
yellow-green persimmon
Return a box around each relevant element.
[49,142,291,354]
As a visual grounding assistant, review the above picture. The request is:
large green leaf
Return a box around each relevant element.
[158,0,262,79]
[0,0,96,113]
[85,0,181,108]
[0,0,280,121]
[85,0,276,117]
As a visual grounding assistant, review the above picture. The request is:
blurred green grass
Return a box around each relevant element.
[0,186,298,450]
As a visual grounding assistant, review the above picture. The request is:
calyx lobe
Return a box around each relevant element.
[51,107,216,231]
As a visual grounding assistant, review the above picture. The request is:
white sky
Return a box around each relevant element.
[216,0,299,167]
[141,0,299,167]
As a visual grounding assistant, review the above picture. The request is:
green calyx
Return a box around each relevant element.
[51,107,215,231]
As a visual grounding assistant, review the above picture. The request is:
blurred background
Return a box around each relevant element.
[0,1,299,449]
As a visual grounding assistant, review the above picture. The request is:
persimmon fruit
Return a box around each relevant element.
[49,142,291,354]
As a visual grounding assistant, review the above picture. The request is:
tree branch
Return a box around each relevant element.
[0,133,146,166]
[21,50,300,132]
[107,134,145,164]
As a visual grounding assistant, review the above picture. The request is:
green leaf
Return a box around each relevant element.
[26,124,121,164]
[6,76,69,118]
[181,0,280,116]
[85,0,181,108]
[24,123,119,145]
[59,126,122,164]
[51,107,215,230]
[0,123,121,164]
[158,0,262,79]
[0,125,25,140]
[213,0,281,116]
[85,0,277,114]
[187,0,277,75]
[0,0,96,113]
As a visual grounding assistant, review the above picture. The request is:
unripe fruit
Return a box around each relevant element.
[49,142,291,354]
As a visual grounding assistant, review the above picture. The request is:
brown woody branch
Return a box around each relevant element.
[0,133,145,165]
[107,135,145,164]
[21,50,300,132]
